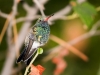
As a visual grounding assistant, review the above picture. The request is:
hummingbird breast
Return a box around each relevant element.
[34,21,50,45]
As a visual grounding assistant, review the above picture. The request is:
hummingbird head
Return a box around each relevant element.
[32,14,54,44]
[37,14,54,23]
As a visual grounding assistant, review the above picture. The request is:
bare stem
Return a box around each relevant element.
[0,19,9,44]
[33,0,46,17]
[24,51,39,75]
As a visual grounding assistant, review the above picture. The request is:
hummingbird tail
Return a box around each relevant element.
[16,38,35,63]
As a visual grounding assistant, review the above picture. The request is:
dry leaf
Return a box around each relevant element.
[52,57,67,75]
[52,49,69,75]
[29,65,45,75]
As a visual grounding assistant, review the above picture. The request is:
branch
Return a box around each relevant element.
[1,0,87,74]
[1,0,48,75]
[33,0,46,17]
[50,35,88,61]
[24,51,39,75]
[43,20,100,62]
[1,0,19,75]
[49,0,86,23]
[0,18,9,44]
[0,10,8,18]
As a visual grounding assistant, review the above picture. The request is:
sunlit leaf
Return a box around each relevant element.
[29,65,45,75]
[52,57,67,75]
[52,49,68,75]
[71,1,97,27]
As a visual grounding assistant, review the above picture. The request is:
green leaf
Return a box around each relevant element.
[81,2,97,15]
[72,2,97,27]
[37,48,43,54]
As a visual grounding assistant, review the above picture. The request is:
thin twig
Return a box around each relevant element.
[24,51,39,75]
[0,0,91,74]
[1,0,48,75]
[33,0,46,17]
[13,20,18,43]
[90,20,100,31]
[0,10,8,18]
[43,20,100,62]
[50,35,88,61]
[66,13,78,20]
[0,18,10,44]
[0,12,13,44]
[1,0,18,75]
[12,19,20,58]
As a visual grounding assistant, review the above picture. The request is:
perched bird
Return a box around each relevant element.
[16,14,53,65]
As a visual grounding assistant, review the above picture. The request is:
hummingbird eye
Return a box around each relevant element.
[39,20,42,22]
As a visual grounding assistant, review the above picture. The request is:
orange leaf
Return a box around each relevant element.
[52,49,69,75]
[52,57,67,75]
[36,65,45,75]
[29,65,45,75]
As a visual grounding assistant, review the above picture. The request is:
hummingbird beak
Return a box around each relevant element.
[44,14,54,21]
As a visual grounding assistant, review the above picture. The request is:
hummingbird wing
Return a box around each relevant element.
[23,47,37,61]
[16,38,34,63]
[22,38,34,61]
[16,45,28,63]
[25,48,37,65]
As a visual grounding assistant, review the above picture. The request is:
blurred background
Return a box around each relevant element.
[0,0,100,75]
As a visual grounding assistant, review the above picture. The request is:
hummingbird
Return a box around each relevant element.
[16,14,54,65]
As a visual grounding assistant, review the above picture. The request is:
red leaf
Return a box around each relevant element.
[36,65,45,75]
[29,65,45,75]
[52,49,69,75]
[52,57,67,75]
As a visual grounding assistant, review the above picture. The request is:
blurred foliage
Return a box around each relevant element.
[0,0,100,75]
[71,1,97,27]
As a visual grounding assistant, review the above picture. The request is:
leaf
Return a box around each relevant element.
[36,65,45,75]
[52,49,68,75]
[29,65,45,75]
[37,48,43,54]
[52,57,67,75]
[81,2,97,15]
[72,1,97,27]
